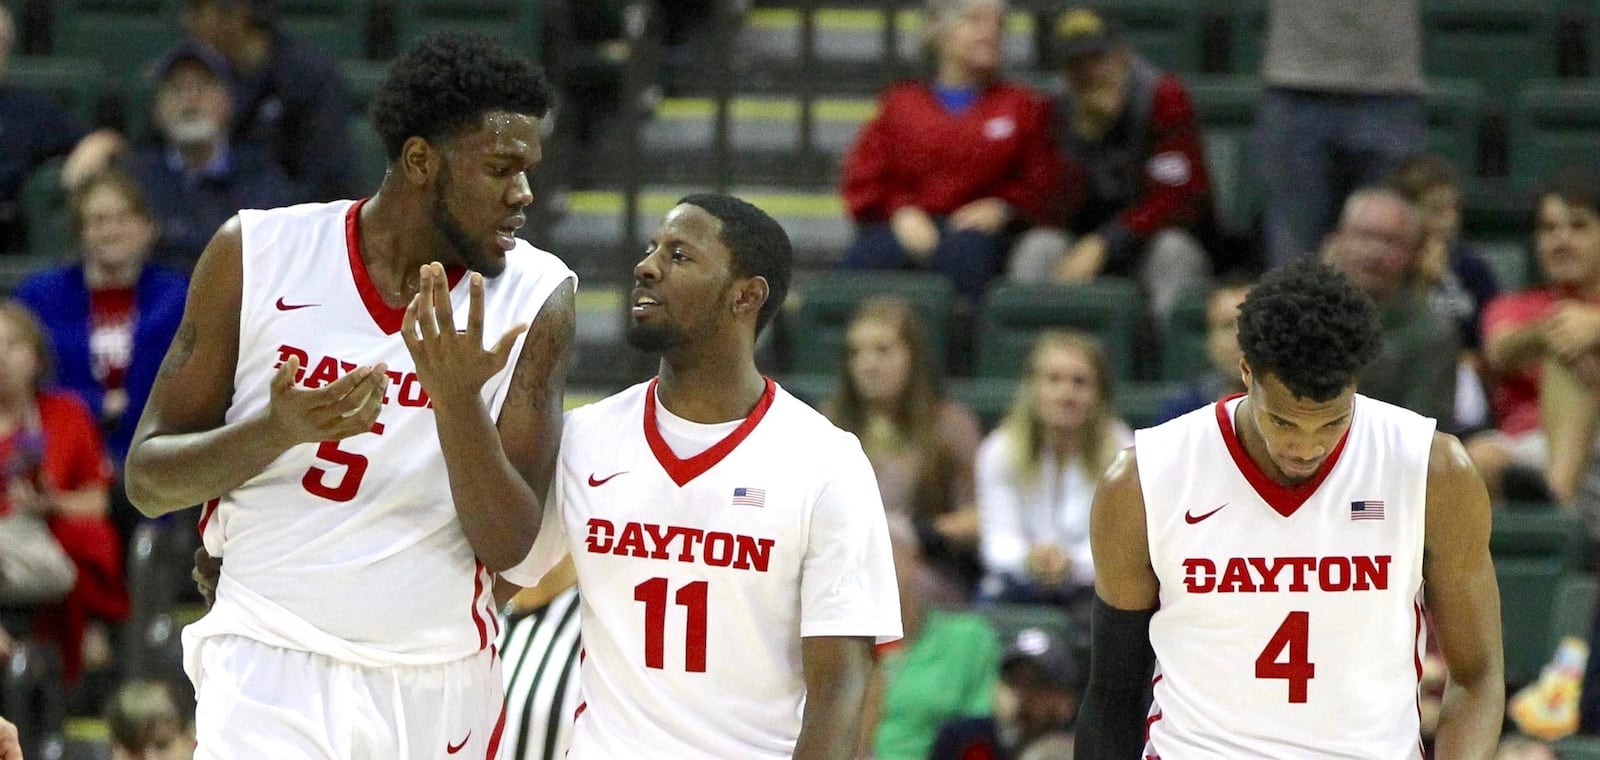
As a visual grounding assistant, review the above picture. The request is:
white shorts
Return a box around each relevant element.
[192,635,505,760]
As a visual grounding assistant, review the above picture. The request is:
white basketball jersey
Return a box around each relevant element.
[504,379,903,759]
[1135,394,1435,759]
[188,199,575,666]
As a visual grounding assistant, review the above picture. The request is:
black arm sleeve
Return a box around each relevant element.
[1074,595,1157,760]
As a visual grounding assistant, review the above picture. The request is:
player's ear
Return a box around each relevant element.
[733,275,769,318]
[399,137,436,185]
[1239,357,1253,391]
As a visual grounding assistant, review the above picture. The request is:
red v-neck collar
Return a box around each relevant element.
[1215,393,1351,518]
[645,377,776,487]
[344,198,467,335]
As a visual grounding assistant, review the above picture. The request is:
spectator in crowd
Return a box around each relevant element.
[825,298,983,605]
[1154,275,1252,424]
[839,0,1061,304]
[542,0,639,191]
[856,524,1000,760]
[975,331,1131,605]
[497,557,581,760]
[1009,7,1217,321]
[1473,168,1600,504]
[0,4,124,253]
[0,302,126,688]
[1255,0,1425,268]
[177,0,356,202]
[16,170,187,547]
[125,41,294,270]
[1389,153,1500,433]
[105,679,195,760]
[1321,185,1460,427]
[929,627,1080,760]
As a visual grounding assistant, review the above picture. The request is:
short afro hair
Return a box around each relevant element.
[370,32,550,162]
[1237,259,1382,402]
[677,193,792,336]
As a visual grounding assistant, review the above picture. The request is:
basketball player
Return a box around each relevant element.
[122,33,575,759]
[1076,260,1503,758]
[499,195,903,758]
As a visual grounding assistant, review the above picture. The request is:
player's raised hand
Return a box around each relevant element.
[401,262,528,405]
[266,354,389,446]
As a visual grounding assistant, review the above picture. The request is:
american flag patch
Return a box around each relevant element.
[1350,500,1385,521]
[732,487,766,508]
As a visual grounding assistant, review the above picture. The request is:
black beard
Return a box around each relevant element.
[431,164,503,276]
[625,322,684,353]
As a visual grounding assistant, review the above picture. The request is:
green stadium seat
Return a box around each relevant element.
[1422,1,1558,98]
[277,0,370,60]
[946,375,1018,432]
[1423,78,1485,176]
[1163,284,1210,383]
[1117,380,1181,430]
[1556,735,1600,760]
[782,271,956,376]
[1476,241,1534,291]
[1491,505,1585,685]
[1185,74,1261,233]
[772,373,836,410]
[1510,80,1600,194]
[18,159,70,260]
[394,1,542,60]
[340,59,389,114]
[347,114,388,192]
[975,279,1144,380]
[52,0,183,86]
[7,55,108,124]
[1225,0,1266,75]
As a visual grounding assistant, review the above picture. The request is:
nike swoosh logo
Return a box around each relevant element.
[446,731,470,754]
[1184,503,1228,524]
[275,297,318,311]
[588,471,626,487]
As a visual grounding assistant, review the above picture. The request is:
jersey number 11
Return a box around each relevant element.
[635,577,708,672]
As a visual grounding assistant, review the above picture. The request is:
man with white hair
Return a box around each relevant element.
[1321,185,1461,428]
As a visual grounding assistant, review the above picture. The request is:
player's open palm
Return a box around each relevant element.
[401,262,527,406]
[267,354,389,445]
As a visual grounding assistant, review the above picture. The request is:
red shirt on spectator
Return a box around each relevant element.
[1480,287,1597,435]
[842,80,1062,225]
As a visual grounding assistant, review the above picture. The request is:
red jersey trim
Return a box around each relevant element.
[1213,394,1351,518]
[197,497,221,538]
[344,199,466,335]
[644,377,776,487]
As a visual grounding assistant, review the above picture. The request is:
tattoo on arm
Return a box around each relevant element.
[157,321,199,381]
[509,285,576,416]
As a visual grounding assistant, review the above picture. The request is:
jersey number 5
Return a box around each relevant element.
[1256,610,1315,702]
[634,577,708,672]
[302,422,385,502]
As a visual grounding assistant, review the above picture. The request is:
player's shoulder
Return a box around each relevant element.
[240,198,354,225]
[766,382,867,452]
[505,238,576,282]
[565,380,650,433]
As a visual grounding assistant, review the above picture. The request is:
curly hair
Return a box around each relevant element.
[1237,259,1382,402]
[677,193,792,335]
[369,32,551,161]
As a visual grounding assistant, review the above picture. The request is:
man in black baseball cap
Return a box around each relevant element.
[929,627,1082,759]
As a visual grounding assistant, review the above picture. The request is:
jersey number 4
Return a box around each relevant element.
[302,423,385,502]
[1256,610,1315,703]
[635,577,708,672]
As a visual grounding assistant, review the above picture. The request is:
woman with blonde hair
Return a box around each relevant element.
[976,330,1131,603]
[826,297,983,604]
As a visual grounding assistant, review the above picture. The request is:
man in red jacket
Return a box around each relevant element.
[1010,8,1219,320]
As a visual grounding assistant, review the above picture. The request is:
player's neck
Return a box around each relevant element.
[654,354,766,425]
[1232,399,1299,486]
[356,193,436,306]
